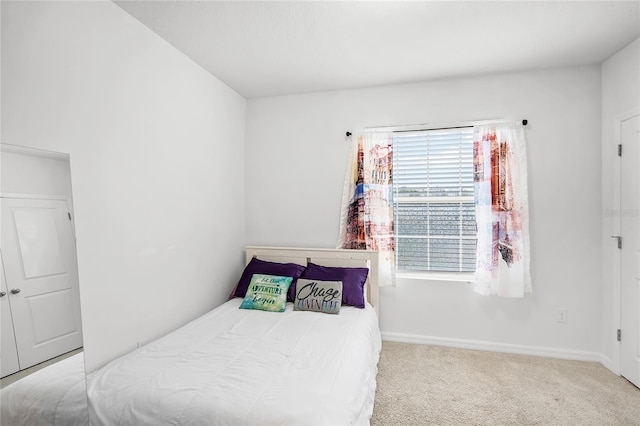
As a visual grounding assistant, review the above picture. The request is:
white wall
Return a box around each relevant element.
[600,38,640,369]
[1,1,246,372]
[246,67,603,358]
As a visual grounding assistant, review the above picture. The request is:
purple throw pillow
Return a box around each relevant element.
[299,262,369,308]
[234,258,306,299]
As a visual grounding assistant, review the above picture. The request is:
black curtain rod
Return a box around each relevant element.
[346,119,528,137]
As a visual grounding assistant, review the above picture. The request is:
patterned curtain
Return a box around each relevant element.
[473,123,531,297]
[337,132,395,287]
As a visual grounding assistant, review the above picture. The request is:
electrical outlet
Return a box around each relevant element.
[557,309,568,323]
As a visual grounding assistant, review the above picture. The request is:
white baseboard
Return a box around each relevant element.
[599,354,616,374]
[382,332,602,363]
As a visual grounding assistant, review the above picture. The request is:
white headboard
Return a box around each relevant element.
[245,246,380,316]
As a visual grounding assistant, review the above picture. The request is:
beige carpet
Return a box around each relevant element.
[371,341,640,425]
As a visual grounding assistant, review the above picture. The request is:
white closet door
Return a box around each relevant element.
[1,198,83,369]
[620,113,640,388]
[0,255,20,377]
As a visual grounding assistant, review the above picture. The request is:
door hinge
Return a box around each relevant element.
[618,144,622,156]
[68,212,72,221]
[617,329,621,342]
[611,235,622,249]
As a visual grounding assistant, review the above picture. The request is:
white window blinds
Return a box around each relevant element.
[393,127,476,272]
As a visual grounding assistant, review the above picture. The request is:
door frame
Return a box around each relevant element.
[611,107,640,375]
[1,143,77,239]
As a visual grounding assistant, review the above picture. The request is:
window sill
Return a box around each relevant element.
[395,270,474,283]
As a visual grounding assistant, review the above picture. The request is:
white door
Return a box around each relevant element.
[620,113,640,388]
[1,197,83,370]
[0,255,20,377]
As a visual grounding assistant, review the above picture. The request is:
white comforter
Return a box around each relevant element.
[0,353,88,426]
[88,298,382,425]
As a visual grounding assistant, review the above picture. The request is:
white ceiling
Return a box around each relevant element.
[114,0,640,99]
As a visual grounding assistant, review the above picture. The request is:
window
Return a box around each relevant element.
[392,127,476,273]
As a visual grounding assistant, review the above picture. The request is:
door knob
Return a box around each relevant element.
[0,291,6,297]
[10,288,21,294]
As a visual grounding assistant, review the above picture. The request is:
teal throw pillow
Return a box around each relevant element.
[239,274,292,313]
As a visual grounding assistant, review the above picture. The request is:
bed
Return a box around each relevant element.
[0,352,89,426]
[1,246,382,426]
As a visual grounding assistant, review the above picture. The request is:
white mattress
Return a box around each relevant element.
[88,298,382,425]
[0,353,89,426]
